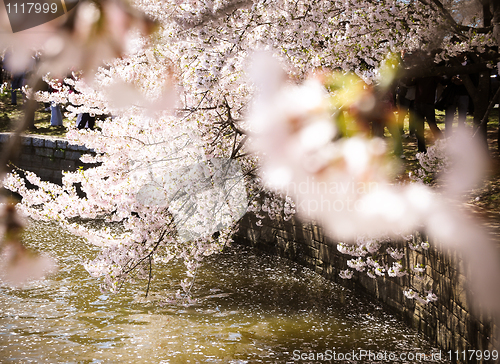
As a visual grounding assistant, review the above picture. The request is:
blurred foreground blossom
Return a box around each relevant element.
[247,55,500,313]
[0,242,58,287]
[0,203,57,287]
[247,55,434,239]
[0,0,157,78]
[415,128,489,198]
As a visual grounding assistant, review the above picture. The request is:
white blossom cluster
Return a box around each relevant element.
[411,139,450,184]
[0,82,8,94]
[338,238,409,276]
[403,289,438,305]
[2,0,500,313]
[337,236,439,303]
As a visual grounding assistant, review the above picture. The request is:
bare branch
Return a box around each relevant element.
[418,0,492,36]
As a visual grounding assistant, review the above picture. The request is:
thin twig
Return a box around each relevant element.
[145,255,153,297]
[122,228,168,274]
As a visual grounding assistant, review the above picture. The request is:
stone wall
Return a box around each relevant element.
[0,133,93,184]
[237,213,498,363]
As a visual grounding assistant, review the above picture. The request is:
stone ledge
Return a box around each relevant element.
[0,132,95,185]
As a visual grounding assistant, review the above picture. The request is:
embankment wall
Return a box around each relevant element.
[0,133,93,184]
[237,214,498,363]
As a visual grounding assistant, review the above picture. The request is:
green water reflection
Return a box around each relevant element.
[0,221,447,363]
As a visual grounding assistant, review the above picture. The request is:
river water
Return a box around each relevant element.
[0,221,447,363]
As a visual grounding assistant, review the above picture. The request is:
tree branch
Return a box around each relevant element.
[145,255,153,297]
[426,0,492,35]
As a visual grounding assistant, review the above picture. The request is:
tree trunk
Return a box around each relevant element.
[493,0,500,46]
[463,71,490,149]
[482,0,492,27]
[460,1,495,149]
[475,71,491,141]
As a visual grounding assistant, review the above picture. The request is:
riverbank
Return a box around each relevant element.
[0,89,72,137]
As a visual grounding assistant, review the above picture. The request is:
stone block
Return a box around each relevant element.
[42,158,60,169]
[37,168,54,181]
[283,220,295,235]
[312,224,323,241]
[307,245,319,260]
[21,136,32,146]
[52,175,62,185]
[323,264,334,278]
[20,146,34,156]
[430,267,442,281]
[457,316,468,339]
[319,244,332,263]
[54,149,65,159]
[407,251,418,267]
[422,320,436,340]
[437,324,453,351]
[421,306,436,324]
[274,233,285,248]
[275,229,288,241]
[412,312,421,329]
[66,151,81,160]
[386,296,404,313]
[455,273,469,312]
[309,238,320,249]
[32,137,45,147]
[56,140,68,149]
[44,139,56,148]
[30,155,44,167]
[449,314,460,333]
[0,133,10,143]
[358,274,378,297]
[18,154,33,167]
[302,228,313,245]
[283,240,299,259]
[35,147,54,158]
[438,276,453,307]
[247,228,257,243]
[433,258,444,275]
[67,143,78,151]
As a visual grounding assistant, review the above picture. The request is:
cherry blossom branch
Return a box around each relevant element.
[122,228,169,275]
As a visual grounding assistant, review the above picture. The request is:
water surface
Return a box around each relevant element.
[0,221,447,363]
